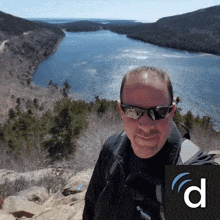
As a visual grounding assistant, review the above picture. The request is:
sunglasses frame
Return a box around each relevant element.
[120,103,173,120]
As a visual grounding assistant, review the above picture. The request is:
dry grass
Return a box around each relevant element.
[0,142,49,172]
[190,125,220,152]
[72,111,123,173]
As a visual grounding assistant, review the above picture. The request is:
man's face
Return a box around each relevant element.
[118,73,176,159]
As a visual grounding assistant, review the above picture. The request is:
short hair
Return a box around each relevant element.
[120,66,173,104]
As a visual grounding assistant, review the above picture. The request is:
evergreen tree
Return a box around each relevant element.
[43,99,88,161]
[8,108,16,120]
[184,110,194,129]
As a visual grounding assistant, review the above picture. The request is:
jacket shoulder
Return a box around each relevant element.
[102,132,125,153]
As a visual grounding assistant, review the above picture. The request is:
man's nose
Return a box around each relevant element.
[138,114,155,129]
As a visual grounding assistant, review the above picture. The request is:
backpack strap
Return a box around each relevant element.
[176,139,202,165]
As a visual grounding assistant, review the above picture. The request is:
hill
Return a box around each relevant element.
[0,11,63,41]
[104,5,220,55]
[0,10,65,84]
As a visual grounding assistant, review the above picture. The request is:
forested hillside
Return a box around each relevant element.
[105,5,220,55]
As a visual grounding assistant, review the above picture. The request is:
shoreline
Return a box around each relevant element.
[127,34,220,56]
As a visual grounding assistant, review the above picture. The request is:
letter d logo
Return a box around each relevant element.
[184,178,206,208]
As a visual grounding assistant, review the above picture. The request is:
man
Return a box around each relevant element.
[83,66,214,220]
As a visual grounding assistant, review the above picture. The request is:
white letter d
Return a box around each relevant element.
[184,178,206,208]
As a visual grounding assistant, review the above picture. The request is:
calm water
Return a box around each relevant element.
[33,20,220,130]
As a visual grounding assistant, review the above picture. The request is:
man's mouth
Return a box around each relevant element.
[136,132,158,140]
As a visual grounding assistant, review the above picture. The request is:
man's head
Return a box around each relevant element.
[118,66,176,159]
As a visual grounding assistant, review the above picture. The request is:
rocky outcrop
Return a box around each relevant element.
[0,168,93,220]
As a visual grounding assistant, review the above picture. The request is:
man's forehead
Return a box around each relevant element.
[123,82,168,97]
[122,72,170,104]
[125,72,166,88]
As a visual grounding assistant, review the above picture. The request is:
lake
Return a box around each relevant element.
[33,20,220,130]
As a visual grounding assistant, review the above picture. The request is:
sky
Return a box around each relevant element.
[1,0,220,21]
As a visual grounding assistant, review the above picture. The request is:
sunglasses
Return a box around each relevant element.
[121,103,173,120]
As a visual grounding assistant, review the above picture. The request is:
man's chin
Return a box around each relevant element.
[132,135,160,158]
[135,133,159,146]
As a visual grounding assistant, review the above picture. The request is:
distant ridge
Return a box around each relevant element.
[105,5,220,55]
[58,20,103,32]
[156,5,220,30]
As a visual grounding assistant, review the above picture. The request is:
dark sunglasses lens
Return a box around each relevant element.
[154,107,172,120]
[124,108,143,119]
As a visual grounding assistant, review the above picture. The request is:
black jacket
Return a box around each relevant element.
[83,122,215,220]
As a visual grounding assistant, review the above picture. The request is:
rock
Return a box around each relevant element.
[14,186,49,204]
[43,192,73,208]
[43,190,64,207]
[0,213,16,220]
[32,205,76,220]
[43,190,85,208]
[2,196,45,215]
[69,201,85,220]
[63,169,93,196]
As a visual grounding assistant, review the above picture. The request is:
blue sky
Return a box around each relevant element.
[1,0,220,21]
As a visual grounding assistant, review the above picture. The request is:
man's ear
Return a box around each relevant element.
[118,102,124,117]
[170,102,177,119]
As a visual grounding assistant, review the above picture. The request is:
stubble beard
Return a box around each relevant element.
[132,134,160,158]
